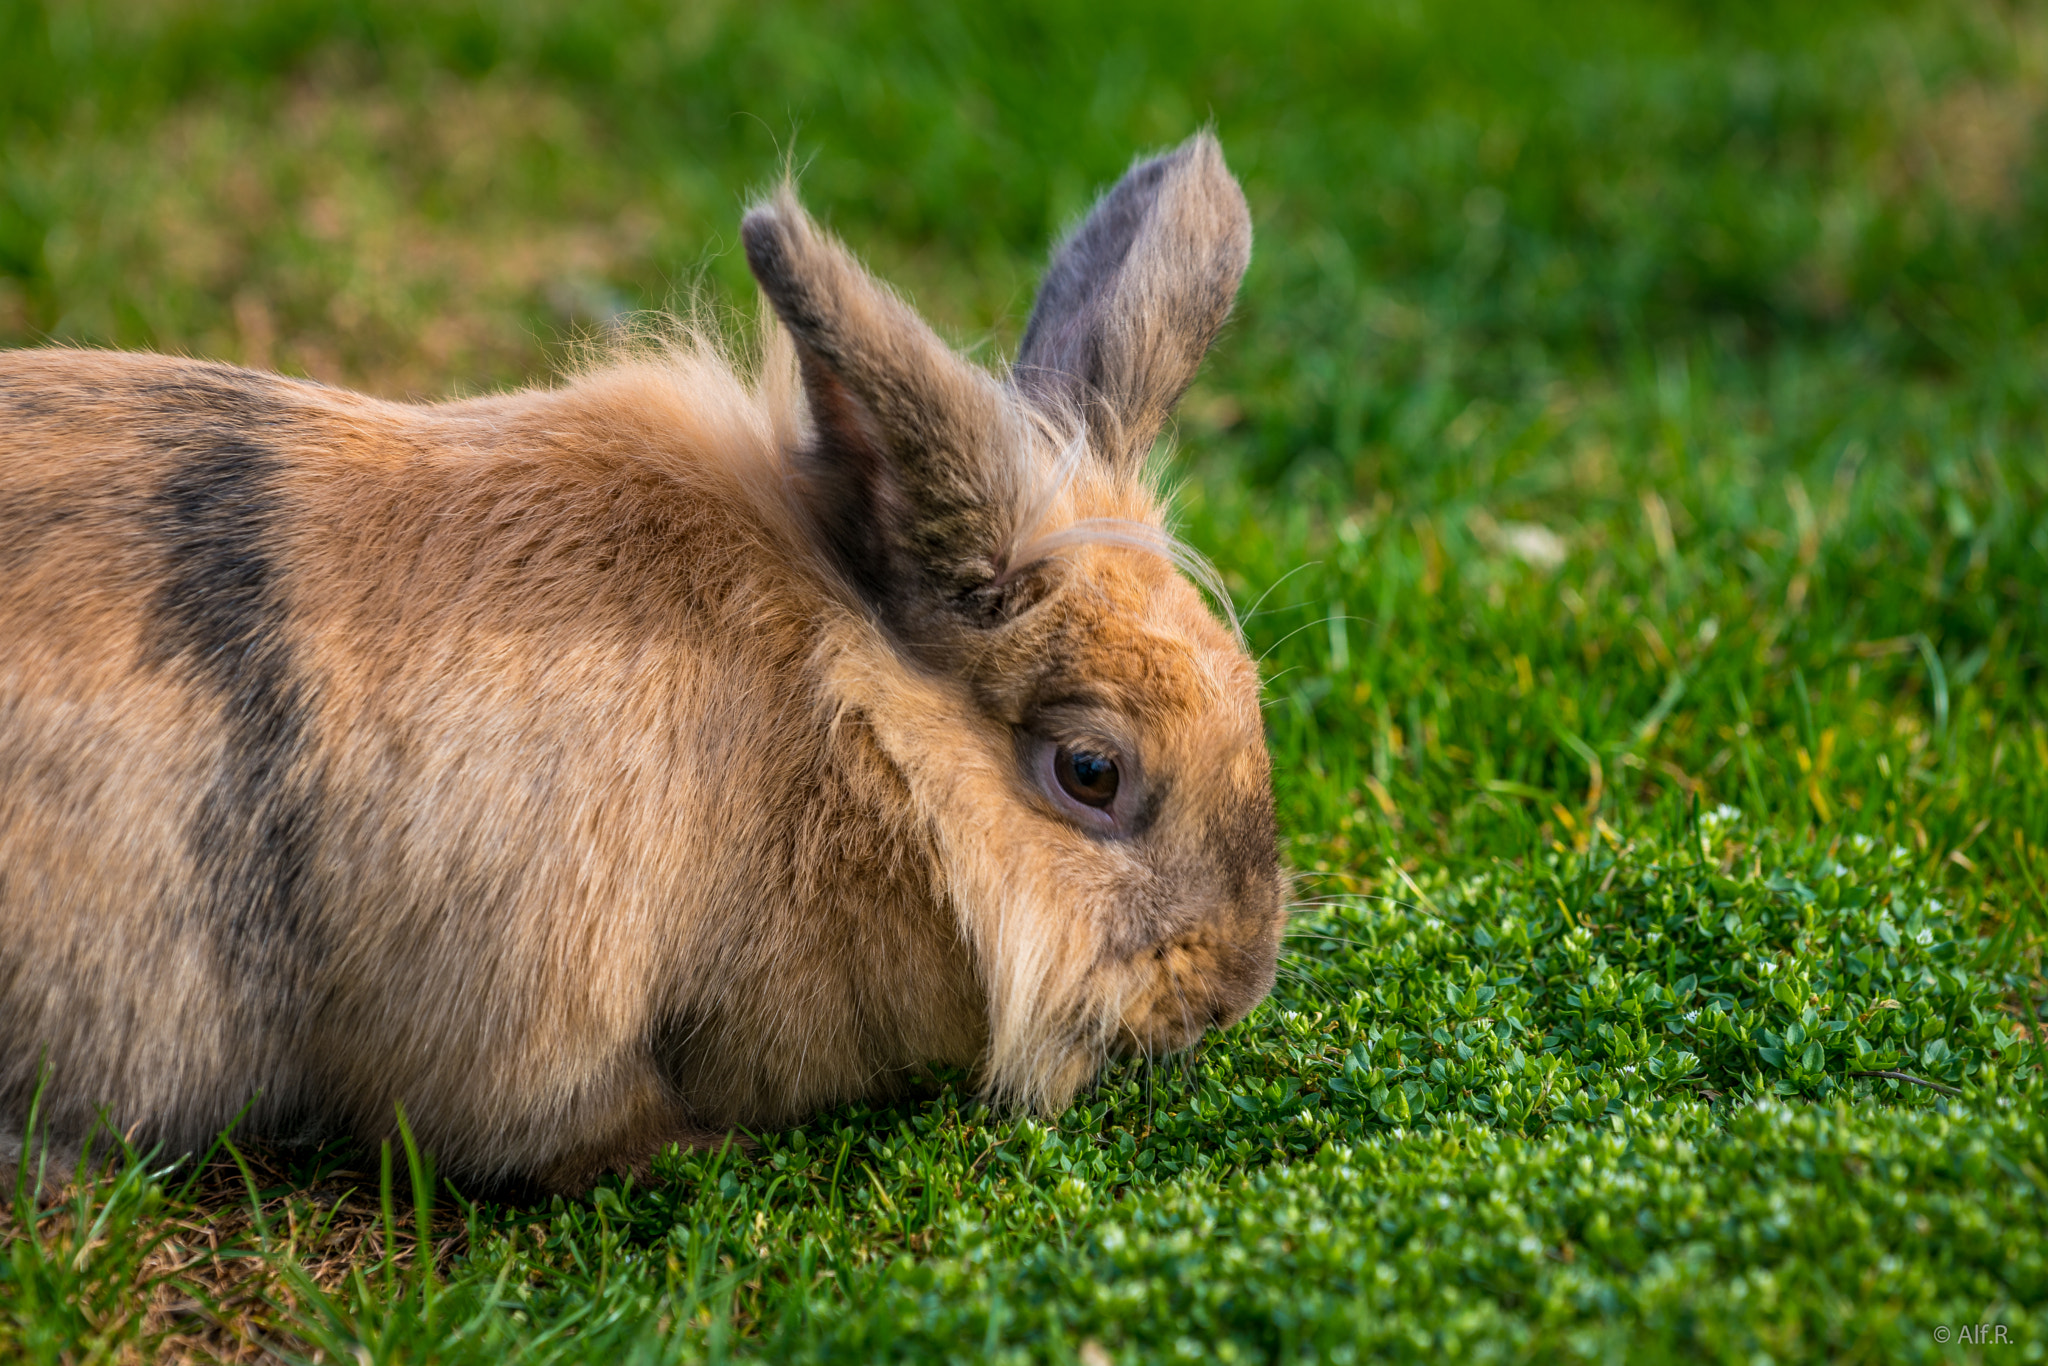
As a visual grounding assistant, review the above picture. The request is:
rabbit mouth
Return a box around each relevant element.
[1114,1005,1221,1057]
[1108,928,1276,1058]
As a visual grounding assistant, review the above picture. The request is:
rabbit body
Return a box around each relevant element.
[0,134,1282,1190]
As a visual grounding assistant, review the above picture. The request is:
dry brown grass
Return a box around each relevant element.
[4,1141,469,1365]
[1885,3,2048,221]
[9,63,676,400]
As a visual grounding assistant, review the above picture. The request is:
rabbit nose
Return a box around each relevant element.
[1113,918,1279,1056]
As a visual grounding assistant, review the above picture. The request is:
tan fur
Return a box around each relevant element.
[0,134,1280,1190]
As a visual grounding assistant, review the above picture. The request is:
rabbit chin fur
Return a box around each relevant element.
[0,133,1283,1193]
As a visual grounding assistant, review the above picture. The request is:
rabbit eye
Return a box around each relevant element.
[1053,747,1120,808]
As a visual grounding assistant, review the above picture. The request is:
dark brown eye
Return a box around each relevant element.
[1054,747,1120,808]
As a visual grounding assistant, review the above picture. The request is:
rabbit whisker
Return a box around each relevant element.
[1254,615,1343,664]
[1239,561,1321,623]
[1281,932,1379,951]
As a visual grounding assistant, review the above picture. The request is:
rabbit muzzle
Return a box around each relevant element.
[1110,907,1284,1057]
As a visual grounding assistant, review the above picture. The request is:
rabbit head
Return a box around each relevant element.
[743,133,1283,1113]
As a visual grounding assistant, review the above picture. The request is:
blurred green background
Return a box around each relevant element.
[3,0,2041,870]
[3,2,2045,1361]
[7,0,2046,399]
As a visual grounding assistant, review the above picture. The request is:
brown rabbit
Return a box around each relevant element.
[0,132,1282,1193]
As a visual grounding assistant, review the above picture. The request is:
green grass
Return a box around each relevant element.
[3,0,2046,1361]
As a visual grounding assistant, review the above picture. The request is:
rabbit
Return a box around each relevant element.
[0,131,1282,1194]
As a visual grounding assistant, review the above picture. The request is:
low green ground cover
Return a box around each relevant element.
[3,0,2045,1361]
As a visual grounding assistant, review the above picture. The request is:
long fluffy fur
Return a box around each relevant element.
[0,134,1282,1190]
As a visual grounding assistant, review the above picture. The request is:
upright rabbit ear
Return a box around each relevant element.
[1014,132,1252,472]
[743,191,1019,639]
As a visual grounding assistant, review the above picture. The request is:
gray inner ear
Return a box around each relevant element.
[1010,133,1251,470]
[1014,153,1176,402]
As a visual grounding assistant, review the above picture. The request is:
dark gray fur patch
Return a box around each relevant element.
[1013,151,1172,399]
[0,502,80,575]
[1012,134,1250,474]
[0,370,80,572]
[0,370,63,422]
[138,366,329,1021]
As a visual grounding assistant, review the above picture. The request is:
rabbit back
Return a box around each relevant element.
[0,346,984,1185]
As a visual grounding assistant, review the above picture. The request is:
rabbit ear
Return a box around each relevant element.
[1014,132,1252,473]
[743,191,1019,634]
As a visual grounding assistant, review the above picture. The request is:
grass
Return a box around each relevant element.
[3,0,2046,1360]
